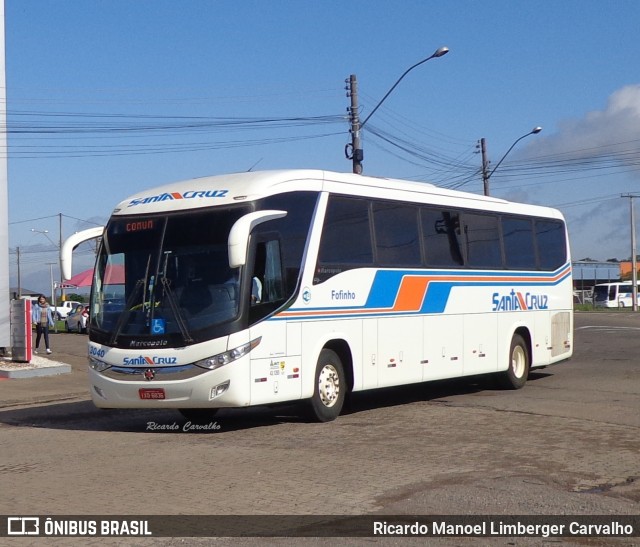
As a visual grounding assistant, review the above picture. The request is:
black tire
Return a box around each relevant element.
[178,408,219,423]
[308,349,346,422]
[498,333,530,390]
[65,321,71,333]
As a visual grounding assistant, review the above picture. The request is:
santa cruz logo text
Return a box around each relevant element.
[492,289,548,311]
[127,189,228,207]
[123,356,178,366]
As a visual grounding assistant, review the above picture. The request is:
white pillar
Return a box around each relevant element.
[0,0,10,347]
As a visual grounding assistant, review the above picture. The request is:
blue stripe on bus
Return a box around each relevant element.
[272,263,572,320]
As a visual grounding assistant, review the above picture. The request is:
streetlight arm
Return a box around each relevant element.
[31,228,57,248]
[487,126,542,179]
[360,46,449,129]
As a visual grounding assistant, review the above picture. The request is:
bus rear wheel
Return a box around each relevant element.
[308,349,346,422]
[498,334,530,390]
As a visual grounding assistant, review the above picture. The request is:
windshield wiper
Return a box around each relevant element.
[160,276,193,343]
[109,278,144,345]
[158,251,192,342]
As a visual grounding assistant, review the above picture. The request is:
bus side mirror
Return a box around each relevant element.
[61,226,104,280]
[228,210,287,268]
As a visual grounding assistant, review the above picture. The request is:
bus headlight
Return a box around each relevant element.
[89,356,111,372]
[195,337,261,371]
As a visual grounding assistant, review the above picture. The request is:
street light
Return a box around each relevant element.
[481,126,542,196]
[346,46,449,174]
[46,262,55,308]
[46,262,58,333]
[31,228,56,247]
[32,228,62,311]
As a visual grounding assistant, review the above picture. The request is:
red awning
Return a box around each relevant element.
[67,265,125,287]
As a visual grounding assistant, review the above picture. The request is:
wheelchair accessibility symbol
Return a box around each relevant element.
[151,318,166,334]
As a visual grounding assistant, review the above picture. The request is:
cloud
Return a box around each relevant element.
[511,84,640,262]
[565,198,629,260]
[529,84,640,161]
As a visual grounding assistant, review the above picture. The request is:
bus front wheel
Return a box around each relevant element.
[498,334,530,390]
[308,349,346,422]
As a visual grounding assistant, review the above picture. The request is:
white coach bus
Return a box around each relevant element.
[592,282,639,308]
[62,170,573,422]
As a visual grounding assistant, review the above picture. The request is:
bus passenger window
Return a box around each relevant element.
[421,209,464,267]
[502,217,536,269]
[373,202,421,266]
[463,213,501,269]
[535,220,567,270]
[316,197,373,283]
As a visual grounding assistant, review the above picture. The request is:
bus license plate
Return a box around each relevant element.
[139,388,165,400]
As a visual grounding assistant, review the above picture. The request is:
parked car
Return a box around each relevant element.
[52,300,81,320]
[65,304,89,334]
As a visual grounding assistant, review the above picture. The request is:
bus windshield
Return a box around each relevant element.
[593,284,613,302]
[90,205,251,346]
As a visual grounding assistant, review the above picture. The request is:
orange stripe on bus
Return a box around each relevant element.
[517,292,528,309]
[393,276,430,312]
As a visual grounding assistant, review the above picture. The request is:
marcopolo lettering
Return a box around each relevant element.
[127,189,228,207]
[129,339,169,348]
[492,289,548,312]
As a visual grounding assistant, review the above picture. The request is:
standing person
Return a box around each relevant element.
[32,294,54,354]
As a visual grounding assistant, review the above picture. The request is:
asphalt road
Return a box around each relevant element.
[0,312,639,546]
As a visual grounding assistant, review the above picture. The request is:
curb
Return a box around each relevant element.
[0,393,88,410]
[0,355,73,379]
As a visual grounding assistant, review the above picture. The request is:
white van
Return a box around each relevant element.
[592,282,639,308]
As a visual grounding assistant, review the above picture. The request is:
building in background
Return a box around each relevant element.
[572,260,621,304]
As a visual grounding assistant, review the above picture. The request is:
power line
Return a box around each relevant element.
[5,109,347,159]
[10,213,104,227]
[9,214,59,225]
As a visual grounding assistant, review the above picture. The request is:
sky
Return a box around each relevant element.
[5,0,640,294]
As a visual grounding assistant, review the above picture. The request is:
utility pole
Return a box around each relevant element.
[480,138,490,196]
[59,212,65,301]
[16,247,21,297]
[346,75,363,174]
[622,194,639,311]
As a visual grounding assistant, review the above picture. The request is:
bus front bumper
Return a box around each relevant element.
[88,360,250,409]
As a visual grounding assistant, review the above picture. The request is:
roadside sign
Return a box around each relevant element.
[55,282,78,289]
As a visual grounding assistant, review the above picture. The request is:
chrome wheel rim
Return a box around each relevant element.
[511,345,526,378]
[318,364,340,407]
